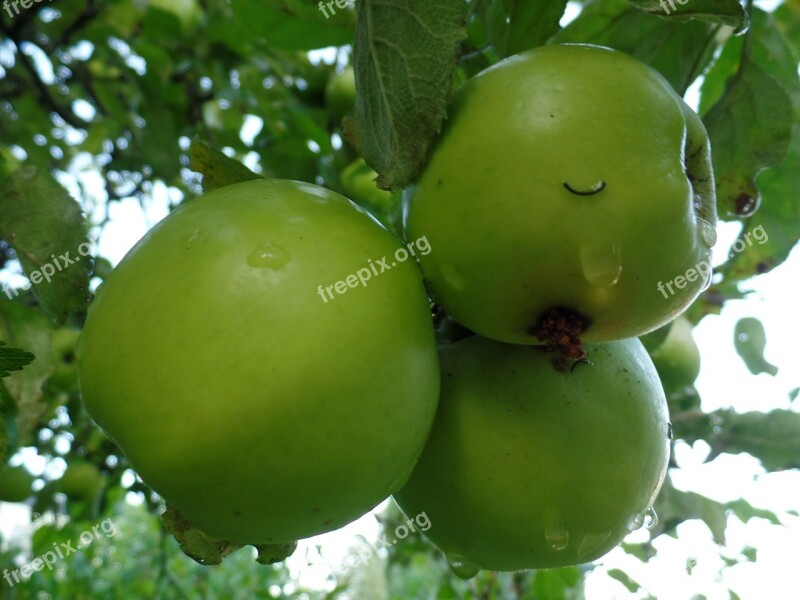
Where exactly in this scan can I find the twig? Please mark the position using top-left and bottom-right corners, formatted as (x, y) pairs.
(0, 20), (89, 129)
(50, 0), (99, 50)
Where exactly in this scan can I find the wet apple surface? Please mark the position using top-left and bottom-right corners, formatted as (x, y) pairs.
(405, 44), (717, 346)
(78, 179), (440, 546)
(394, 336), (670, 571)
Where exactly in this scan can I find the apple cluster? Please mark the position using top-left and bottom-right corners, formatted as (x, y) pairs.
(393, 44), (717, 572)
(77, 44), (716, 574)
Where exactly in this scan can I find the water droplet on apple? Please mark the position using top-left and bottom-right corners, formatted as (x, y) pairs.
(544, 514), (570, 550)
(627, 506), (658, 533)
(732, 192), (760, 218)
(247, 242), (290, 269)
(440, 262), (466, 291)
(447, 554), (479, 579)
(579, 241), (622, 287)
(627, 511), (645, 532)
(643, 506), (658, 529)
(701, 264), (714, 291)
(185, 228), (200, 248)
(697, 218), (717, 248)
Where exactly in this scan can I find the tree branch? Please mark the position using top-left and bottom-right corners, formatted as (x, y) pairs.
(51, 0), (99, 50)
(0, 19), (89, 130)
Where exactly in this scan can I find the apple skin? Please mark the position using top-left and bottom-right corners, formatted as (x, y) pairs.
(326, 67), (356, 123)
(340, 157), (403, 233)
(404, 44), (717, 344)
(77, 179), (439, 546)
(394, 336), (670, 571)
(647, 316), (701, 391)
(48, 327), (81, 392)
(55, 460), (105, 501)
(341, 158), (394, 213)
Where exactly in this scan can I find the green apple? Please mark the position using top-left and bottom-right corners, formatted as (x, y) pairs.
(341, 158), (394, 213)
(326, 67), (356, 123)
(0, 465), (36, 503)
(55, 459), (105, 501)
(78, 179), (439, 548)
(647, 316), (701, 391)
(394, 336), (670, 571)
(48, 327), (80, 392)
(340, 157), (403, 233)
(404, 44), (717, 347)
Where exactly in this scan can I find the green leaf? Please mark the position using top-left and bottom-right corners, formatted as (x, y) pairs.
(743, 10), (800, 114)
(0, 417), (5, 464)
(189, 139), (264, 193)
(697, 31), (742, 117)
(704, 62), (793, 220)
(532, 566), (583, 598)
(607, 568), (641, 593)
(0, 151), (8, 182)
(725, 131), (800, 279)
(137, 110), (180, 182)
(0, 341), (35, 378)
(652, 477), (728, 543)
(0, 301), (53, 445)
(343, 0), (467, 190)
(774, 1), (800, 56)
(231, 0), (356, 51)
(0, 167), (91, 324)
(725, 499), (780, 525)
(703, 12), (800, 278)
(740, 546), (757, 562)
(627, 0), (747, 32)
(733, 317), (778, 376)
(0, 382), (16, 464)
(553, 0), (719, 94)
(621, 542), (654, 561)
(715, 409), (800, 471)
(484, 0), (569, 58)
(702, 10), (799, 220)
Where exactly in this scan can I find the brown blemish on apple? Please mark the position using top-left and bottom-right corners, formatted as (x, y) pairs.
(528, 306), (591, 368)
